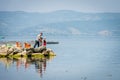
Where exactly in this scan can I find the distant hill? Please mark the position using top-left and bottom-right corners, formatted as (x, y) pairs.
(0, 10), (120, 37)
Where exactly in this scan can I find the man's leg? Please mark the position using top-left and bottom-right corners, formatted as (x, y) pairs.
(37, 41), (39, 47)
(34, 40), (37, 48)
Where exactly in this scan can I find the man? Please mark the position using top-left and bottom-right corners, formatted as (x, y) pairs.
(34, 32), (43, 48)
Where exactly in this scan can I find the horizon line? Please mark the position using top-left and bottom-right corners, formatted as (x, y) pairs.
(0, 10), (120, 13)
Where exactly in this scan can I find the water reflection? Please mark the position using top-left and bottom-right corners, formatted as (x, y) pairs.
(27, 57), (48, 77)
(0, 56), (55, 77)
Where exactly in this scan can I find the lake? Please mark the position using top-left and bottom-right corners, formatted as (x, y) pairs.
(0, 36), (120, 80)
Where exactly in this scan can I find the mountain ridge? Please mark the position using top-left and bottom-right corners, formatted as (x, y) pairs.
(0, 10), (120, 37)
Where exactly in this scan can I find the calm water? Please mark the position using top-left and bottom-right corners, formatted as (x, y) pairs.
(0, 36), (120, 80)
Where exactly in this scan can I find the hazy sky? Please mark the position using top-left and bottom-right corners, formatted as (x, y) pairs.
(0, 0), (120, 13)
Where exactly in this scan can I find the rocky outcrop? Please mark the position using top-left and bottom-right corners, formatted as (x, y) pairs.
(0, 45), (55, 57)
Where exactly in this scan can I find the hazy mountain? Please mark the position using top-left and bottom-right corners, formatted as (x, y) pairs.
(0, 10), (120, 37)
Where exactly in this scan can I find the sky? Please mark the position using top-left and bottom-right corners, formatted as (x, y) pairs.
(0, 0), (120, 13)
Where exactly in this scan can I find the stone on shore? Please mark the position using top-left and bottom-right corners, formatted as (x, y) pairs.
(0, 44), (56, 57)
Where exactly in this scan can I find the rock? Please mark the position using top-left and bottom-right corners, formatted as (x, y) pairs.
(0, 43), (55, 57)
(33, 46), (46, 53)
(7, 47), (14, 54)
(13, 48), (22, 55)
